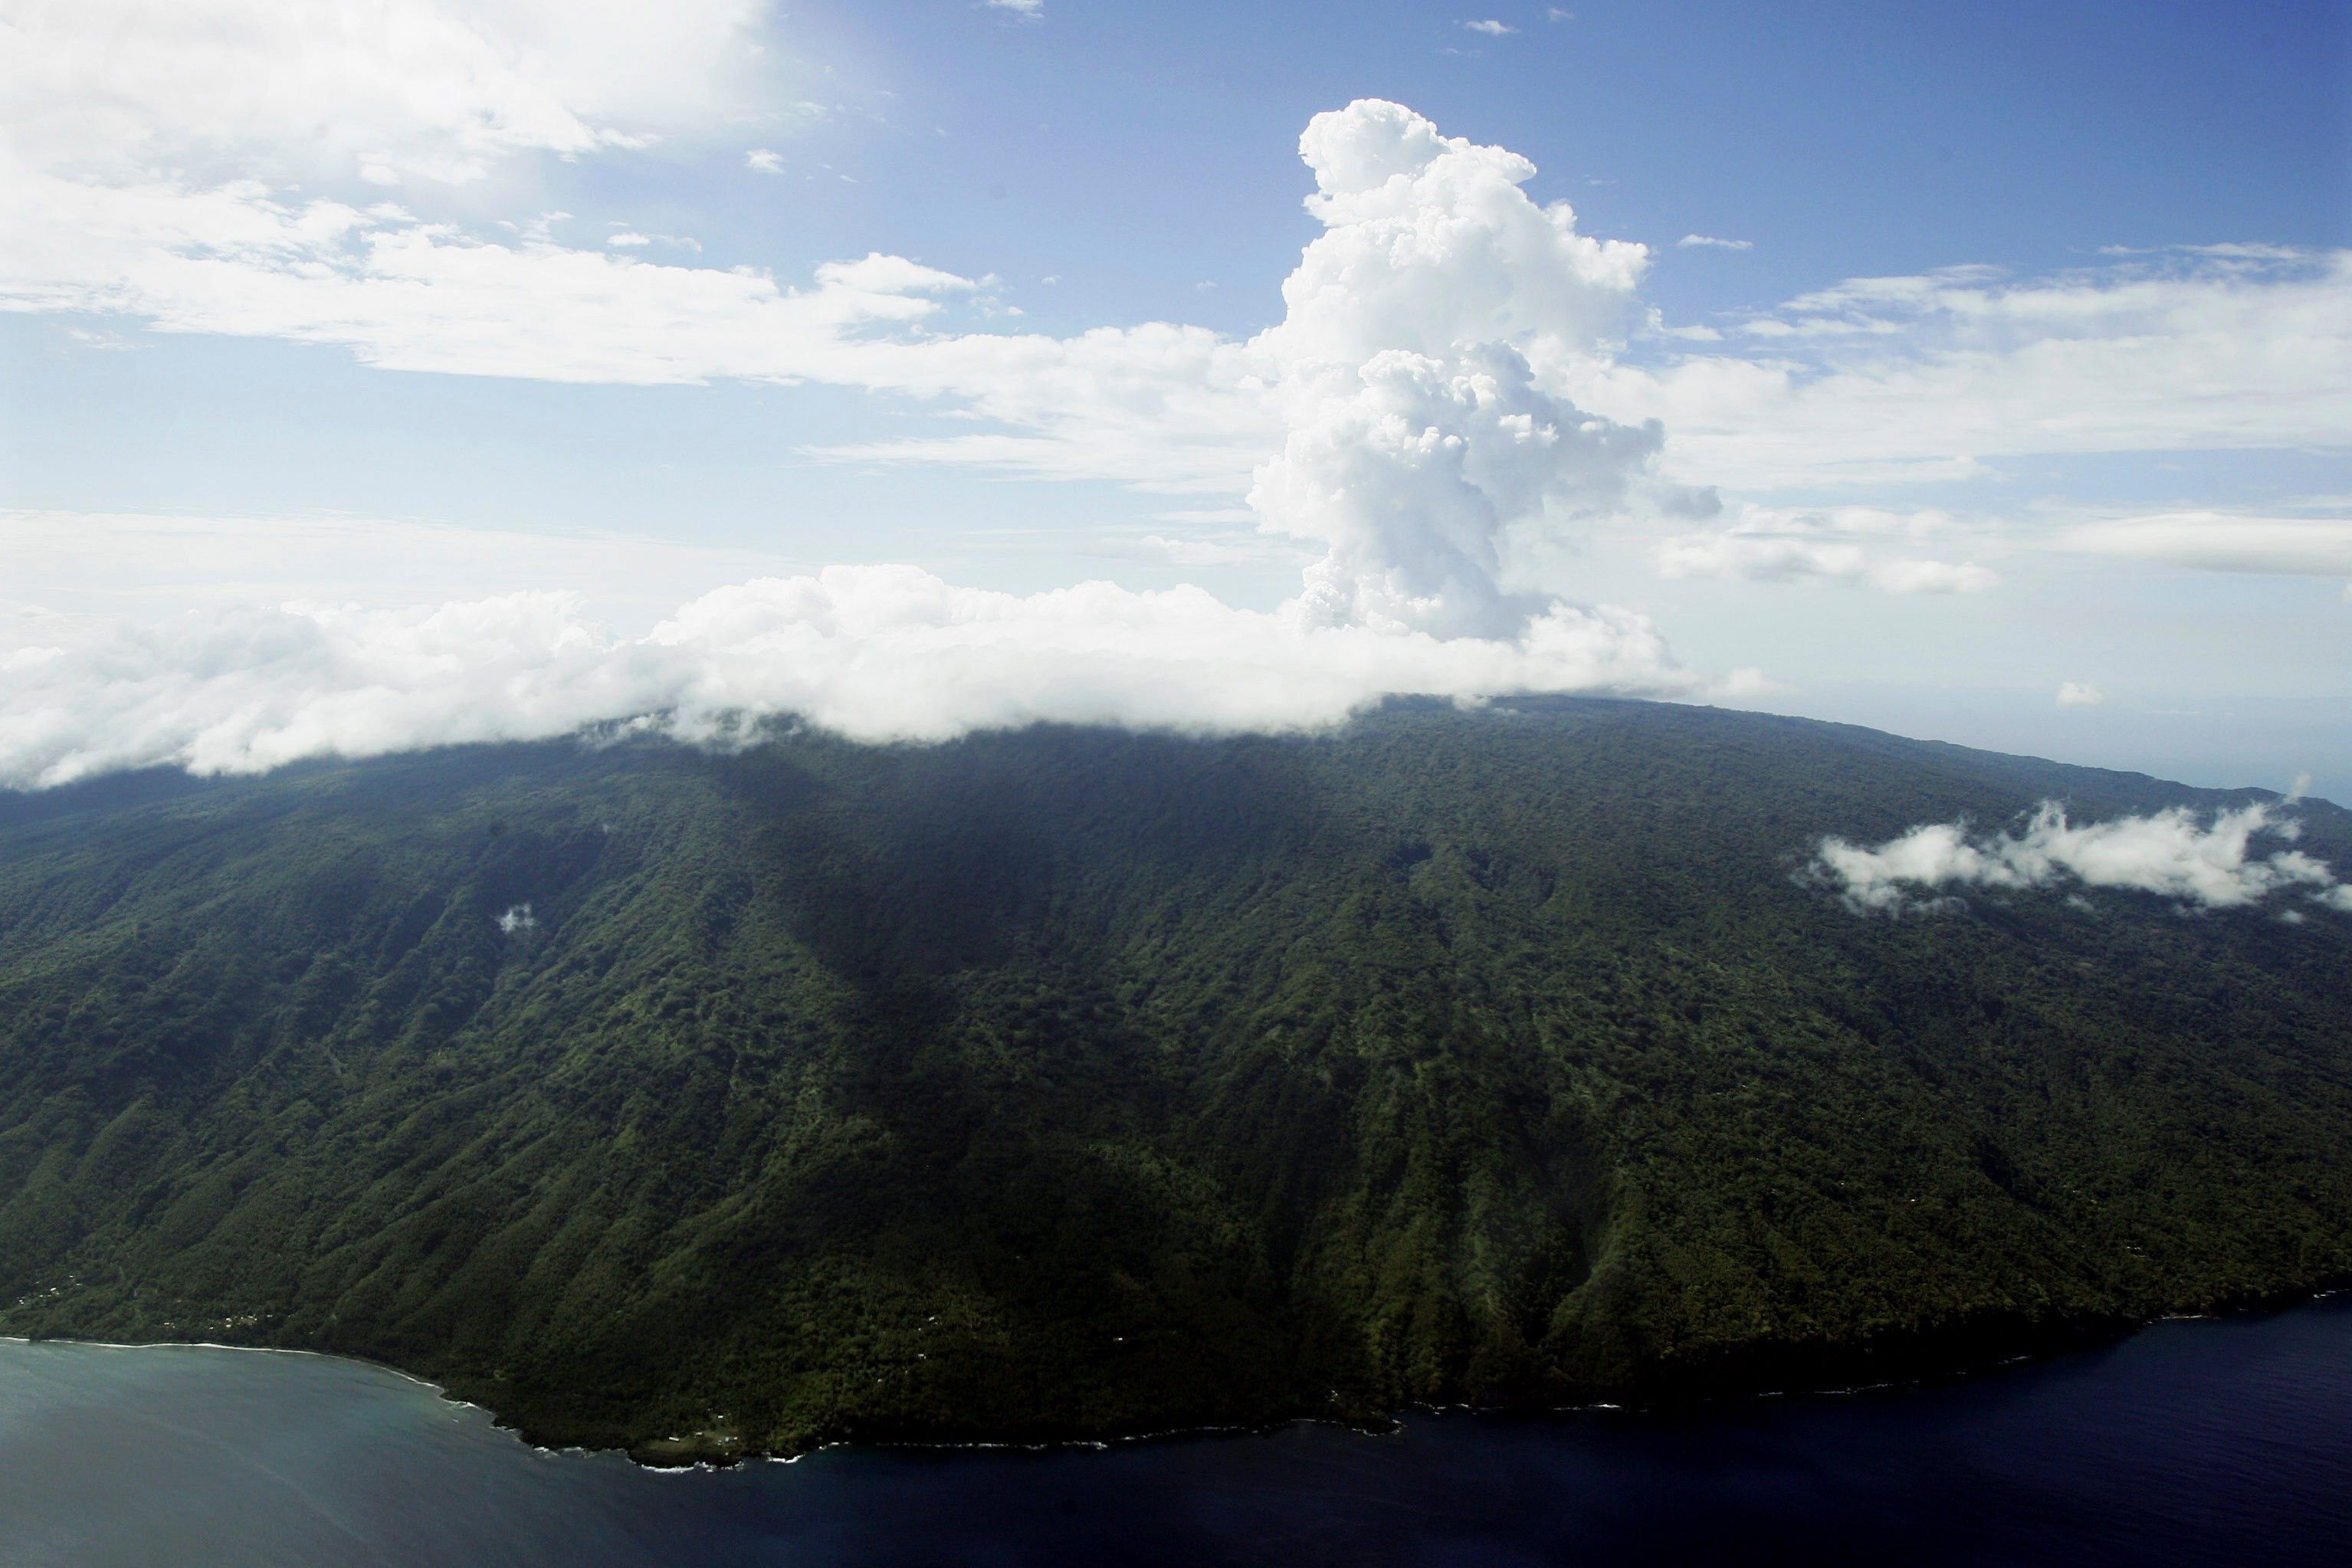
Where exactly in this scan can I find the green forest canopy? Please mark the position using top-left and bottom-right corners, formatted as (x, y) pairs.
(0, 697), (2347, 1461)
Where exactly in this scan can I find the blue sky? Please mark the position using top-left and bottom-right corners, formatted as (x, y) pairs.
(2, 0), (2347, 792)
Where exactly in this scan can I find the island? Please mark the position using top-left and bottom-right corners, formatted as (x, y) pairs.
(2, 697), (2347, 1463)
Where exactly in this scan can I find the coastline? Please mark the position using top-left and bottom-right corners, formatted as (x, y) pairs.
(15, 1279), (2346, 1471)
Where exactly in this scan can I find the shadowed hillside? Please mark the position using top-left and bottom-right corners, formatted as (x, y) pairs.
(2, 697), (2348, 1460)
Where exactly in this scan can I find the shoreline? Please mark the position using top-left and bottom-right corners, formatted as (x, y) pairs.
(13, 1284), (2346, 1472)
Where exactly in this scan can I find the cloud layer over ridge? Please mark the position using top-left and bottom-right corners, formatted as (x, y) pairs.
(0, 571), (1683, 789)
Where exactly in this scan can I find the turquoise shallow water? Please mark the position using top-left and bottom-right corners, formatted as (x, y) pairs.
(2, 1297), (2348, 1566)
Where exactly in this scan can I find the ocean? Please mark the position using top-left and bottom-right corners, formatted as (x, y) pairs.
(2, 1297), (2347, 1566)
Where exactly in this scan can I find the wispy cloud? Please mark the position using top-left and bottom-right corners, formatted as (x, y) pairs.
(1677, 234), (1752, 251)
(2061, 513), (2352, 578)
(1462, 19), (1518, 36)
(744, 148), (785, 173)
(1655, 506), (1996, 594)
(1, 0), (768, 185)
(1589, 251), (2352, 488)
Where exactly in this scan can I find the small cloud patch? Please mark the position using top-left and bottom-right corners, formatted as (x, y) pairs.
(497, 903), (538, 935)
(1810, 802), (2350, 916)
(606, 231), (701, 252)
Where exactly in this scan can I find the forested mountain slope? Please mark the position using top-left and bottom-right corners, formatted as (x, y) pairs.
(1, 698), (2347, 1461)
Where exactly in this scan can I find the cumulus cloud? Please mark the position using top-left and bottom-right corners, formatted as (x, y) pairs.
(1812, 801), (2350, 915)
(832, 100), (1679, 635)
(1654, 505), (1996, 593)
(2056, 681), (2106, 708)
(0, 571), (1687, 789)
(1234, 102), (1680, 637)
(1256, 343), (1668, 635)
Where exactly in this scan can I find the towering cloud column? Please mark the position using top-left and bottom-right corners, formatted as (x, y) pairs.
(1248, 100), (1690, 639)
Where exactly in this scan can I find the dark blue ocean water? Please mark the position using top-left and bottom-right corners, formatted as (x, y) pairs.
(2, 1298), (2347, 1566)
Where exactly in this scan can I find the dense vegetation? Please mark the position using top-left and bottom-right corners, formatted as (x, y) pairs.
(1, 698), (2347, 1461)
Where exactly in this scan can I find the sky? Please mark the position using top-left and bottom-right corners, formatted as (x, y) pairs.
(2, 0), (2348, 795)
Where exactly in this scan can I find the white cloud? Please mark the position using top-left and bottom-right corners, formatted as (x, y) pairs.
(11, 48), (2347, 786)
(0, 508), (804, 629)
(1584, 251), (2352, 489)
(1814, 801), (2350, 914)
(0, 571), (1686, 789)
(2062, 512), (2352, 578)
(2, 95), (1702, 779)
(605, 231), (701, 251)
(1462, 20), (1518, 35)
(1865, 558), (1998, 593)
(745, 148), (785, 173)
(1140, 533), (1302, 567)
(825, 100), (1677, 637)
(1655, 504), (1996, 593)
(1254, 343), (1671, 636)
(1236, 102), (1675, 637)
(2056, 681), (2107, 708)
(986, 0), (1043, 15)
(13, 60), (2341, 554)
(1, 175), (990, 384)
(1713, 666), (1794, 699)
(1, 0), (768, 187)
(4, 96), (1669, 583)
(1676, 235), (1751, 251)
